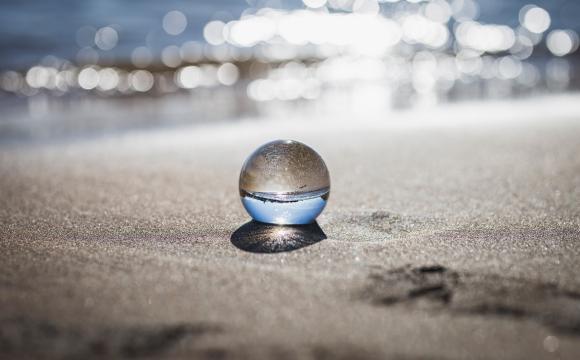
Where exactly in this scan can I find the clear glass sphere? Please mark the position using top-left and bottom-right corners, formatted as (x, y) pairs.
(239, 140), (330, 225)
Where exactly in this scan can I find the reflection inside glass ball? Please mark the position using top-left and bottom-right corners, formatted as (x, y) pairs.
(239, 139), (330, 225)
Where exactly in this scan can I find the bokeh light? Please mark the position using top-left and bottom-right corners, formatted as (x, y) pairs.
(0, 0), (577, 114)
(547, 30), (579, 57)
(520, 5), (551, 34)
(163, 10), (187, 35)
(94, 26), (118, 51)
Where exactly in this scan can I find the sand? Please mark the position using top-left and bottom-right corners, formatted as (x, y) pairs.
(1, 95), (580, 359)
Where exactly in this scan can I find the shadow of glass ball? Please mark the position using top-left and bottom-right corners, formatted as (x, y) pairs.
(230, 221), (326, 253)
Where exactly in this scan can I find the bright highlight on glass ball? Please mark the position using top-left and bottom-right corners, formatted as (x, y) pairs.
(239, 140), (330, 225)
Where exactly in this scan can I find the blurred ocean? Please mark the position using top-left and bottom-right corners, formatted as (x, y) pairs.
(1, 0), (579, 143)
(0, 0), (579, 70)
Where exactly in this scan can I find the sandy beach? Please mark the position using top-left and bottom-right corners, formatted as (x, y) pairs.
(1, 95), (580, 359)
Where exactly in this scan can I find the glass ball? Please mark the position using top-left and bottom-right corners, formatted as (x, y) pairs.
(239, 140), (330, 225)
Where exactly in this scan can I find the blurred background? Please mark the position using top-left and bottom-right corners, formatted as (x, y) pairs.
(0, 0), (579, 142)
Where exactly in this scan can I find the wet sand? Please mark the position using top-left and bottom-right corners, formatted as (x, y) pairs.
(1, 95), (580, 359)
